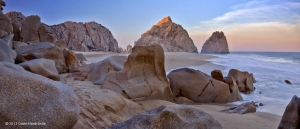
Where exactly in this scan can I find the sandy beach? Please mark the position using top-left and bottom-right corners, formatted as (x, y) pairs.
(67, 51), (282, 129)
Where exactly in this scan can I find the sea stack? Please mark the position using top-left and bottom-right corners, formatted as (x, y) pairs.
(201, 31), (230, 53)
(135, 16), (198, 53)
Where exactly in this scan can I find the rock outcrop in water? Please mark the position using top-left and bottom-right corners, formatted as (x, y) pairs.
(201, 31), (230, 53)
(135, 16), (198, 53)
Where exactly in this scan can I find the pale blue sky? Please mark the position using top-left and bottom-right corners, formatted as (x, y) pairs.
(3, 0), (300, 51)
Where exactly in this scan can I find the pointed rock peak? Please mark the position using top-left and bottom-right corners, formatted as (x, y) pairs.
(156, 16), (172, 25)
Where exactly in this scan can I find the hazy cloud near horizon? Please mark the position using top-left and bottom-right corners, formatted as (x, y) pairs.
(190, 0), (300, 52)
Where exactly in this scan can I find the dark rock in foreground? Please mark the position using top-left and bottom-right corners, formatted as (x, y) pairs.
(0, 62), (79, 129)
(109, 105), (222, 129)
(278, 95), (300, 129)
(102, 44), (173, 101)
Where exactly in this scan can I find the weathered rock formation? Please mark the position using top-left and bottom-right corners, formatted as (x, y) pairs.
(0, 1), (13, 38)
(19, 58), (60, 81)
(0, 38), (16, 63)
(5, 11), (25, 41)
(0, 62), (79, 129)
(6, 11), (120, 53)
(102, 44), (173, 101)
(62, 49), (80, 73)
(201, 31), (230, 53)
(222, 102), (256, 114)
(15, 42), (67, 73)
(227, 69), (256, 93)
(49, 21), (120, 52)
(278, 95), (300, 129)
(109, 105), (222, 129)
(135, 16), (198, 53)
(168, 68), (242, 103)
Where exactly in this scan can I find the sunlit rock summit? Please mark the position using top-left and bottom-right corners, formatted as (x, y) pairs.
(135, 16), (198, 53)
(201, 31), (230, 53)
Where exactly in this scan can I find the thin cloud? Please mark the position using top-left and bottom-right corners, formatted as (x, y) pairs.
(192, 0), (300, 32)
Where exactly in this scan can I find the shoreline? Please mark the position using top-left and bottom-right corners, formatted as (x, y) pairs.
(72, 51), (282, 129)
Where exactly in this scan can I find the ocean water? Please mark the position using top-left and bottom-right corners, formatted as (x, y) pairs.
(208, 52), (300, 116)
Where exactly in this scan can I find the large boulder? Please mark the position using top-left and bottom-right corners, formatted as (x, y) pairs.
(12, 41), (28, 49)
(54, 39), (68, 50)
(75, 53), (87, 61)
(211, 69), (225, 82)
(168, 68), (242, 103)
(86, 56), (126, 85)
(62, 49), (80, 73)
(1, 34), (13, 48)
(201, 31), (230, 53)
(20, 15), (41, 43)
(135, 16), (198, 53)
(0, 0), (13, 38)
(0, 62), (79, 129)
(109, 105), (222, 129)
(15, 42), (67, 73)
(102, 44), (173, 101)
(19, 58), (60, 81)
(5, 11), (26, 41)
(38, 24), (56, 43)
(278, 95), (300, 129)
(227, 69), (256, 93)
(0, 39), (16, 63)
(49, 21), (119, 52)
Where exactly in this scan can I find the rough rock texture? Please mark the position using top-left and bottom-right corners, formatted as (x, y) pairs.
(211, 69), (225, 82)
(2, 34), (13, 48)
(222, 102), (256, 114)
(75, 53), (87, 61)
(71, 56), (127, 85)
(5, 11), (26, 41)
(135, 16), (198, 53)
(13, 41), (27, 49)
(168, 68), (242, 103)
(38, 24), (56, 43)
(19, 58), (60, 81)
(61, 77), (144, 129)
(54, 39), (68, 50)
(20, 15), (41, 43)
(0, 62), (79, 129)
(0, 1), (13, 38)
(62, 49), (80, 73)
(278, 95), (300, 129)
(15, 42), (67, 73)
(201, 31), (229, 53)
(0, 39), (16, 63)
(102, 44), (173, 101)
(49, 21), (119, 52)
(109, 105), (222, 129)
(87, 56), (126, 85)
(227, 69), (256, 93)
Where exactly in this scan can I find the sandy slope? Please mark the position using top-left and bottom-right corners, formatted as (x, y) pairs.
(69, 52), (281, 129)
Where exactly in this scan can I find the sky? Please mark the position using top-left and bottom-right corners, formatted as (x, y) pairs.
(3, 0), (300, 52)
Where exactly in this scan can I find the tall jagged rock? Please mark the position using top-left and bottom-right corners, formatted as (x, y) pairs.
(49, 21), (119, 52)
(135, 16), (198, 53)
(201, 31), (230, 53)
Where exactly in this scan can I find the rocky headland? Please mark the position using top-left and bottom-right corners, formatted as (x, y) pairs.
(135, 16), (198, 53)
(201, 31), (230, 53)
